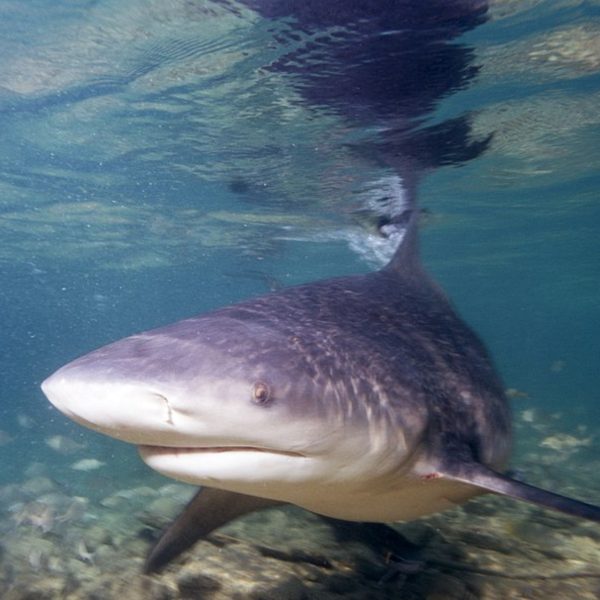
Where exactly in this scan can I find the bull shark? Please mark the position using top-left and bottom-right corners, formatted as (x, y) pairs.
(40, 0), (599, 575)
(42, 201), (600, 573)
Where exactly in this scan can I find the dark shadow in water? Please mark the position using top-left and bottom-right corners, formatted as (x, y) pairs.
(322, 518), (483, 597)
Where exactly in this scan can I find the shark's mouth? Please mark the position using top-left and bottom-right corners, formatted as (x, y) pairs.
(137, 444), (308, 485)
(139, 445), (305, 458)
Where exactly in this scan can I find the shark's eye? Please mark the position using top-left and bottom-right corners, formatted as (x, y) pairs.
(252, 381), (271, 405)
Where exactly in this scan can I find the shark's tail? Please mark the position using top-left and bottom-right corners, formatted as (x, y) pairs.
(443, 462), (600, 522)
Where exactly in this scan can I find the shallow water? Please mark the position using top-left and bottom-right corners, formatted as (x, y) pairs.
(0, 1), (599, 598)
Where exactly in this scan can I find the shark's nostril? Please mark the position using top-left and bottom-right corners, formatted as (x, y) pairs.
(156, 393), (174, 425)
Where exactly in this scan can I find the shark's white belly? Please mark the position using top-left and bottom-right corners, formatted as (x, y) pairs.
(291, 477), (482, 522)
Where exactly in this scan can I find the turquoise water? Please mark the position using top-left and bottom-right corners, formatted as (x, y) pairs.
(0, 1), (599, 598)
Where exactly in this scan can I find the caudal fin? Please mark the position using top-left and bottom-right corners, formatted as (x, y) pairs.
(444, 462), (600, 522)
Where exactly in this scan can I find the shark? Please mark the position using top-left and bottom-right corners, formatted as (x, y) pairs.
(40, 0), (599, 576)
(41, 202), (600, 573)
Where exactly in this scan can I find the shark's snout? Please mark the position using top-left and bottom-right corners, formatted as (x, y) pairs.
(42, 367), (177, 445)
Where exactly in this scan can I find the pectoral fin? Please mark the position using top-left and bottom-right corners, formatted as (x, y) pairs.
(443, 462), (600, 522)
(144, 487), (283, 573)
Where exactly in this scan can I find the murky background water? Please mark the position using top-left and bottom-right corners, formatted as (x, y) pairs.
(0, 1), (599, 598)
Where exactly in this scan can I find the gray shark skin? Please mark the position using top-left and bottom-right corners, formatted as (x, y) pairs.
(42, 207), (600, 573)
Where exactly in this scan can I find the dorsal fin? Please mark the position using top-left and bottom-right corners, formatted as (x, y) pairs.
(383, 208), (422, 276)
(379, 173), (428, 281)
(443, 462), (600, 522)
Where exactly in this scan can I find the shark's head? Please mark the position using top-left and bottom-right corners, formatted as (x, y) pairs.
(42, 307), (425, 513)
